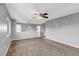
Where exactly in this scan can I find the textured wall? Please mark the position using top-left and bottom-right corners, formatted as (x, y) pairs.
(45, 12), (79, 48)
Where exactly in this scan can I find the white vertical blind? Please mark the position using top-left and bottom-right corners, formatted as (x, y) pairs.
(37, 26), (40, 32)
(37, 26), (40, 36)
(16, 24), (21, 32)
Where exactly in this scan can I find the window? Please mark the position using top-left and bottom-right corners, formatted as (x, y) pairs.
(16, 24), (21, 32)
(37, 26), (40, 32)
(7, 17), (11, 38)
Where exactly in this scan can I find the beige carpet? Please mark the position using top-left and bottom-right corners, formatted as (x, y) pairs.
(6, 37), (79, 56)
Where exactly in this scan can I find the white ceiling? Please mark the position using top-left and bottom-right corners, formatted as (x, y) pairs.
(5, 3), (79, 24)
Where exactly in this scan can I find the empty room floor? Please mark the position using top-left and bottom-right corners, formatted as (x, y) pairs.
(6, 37), (79, 56)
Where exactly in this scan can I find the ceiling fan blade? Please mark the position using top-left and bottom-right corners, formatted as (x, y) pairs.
(43, 16), (48, 18)
(43, 13), (48, 15)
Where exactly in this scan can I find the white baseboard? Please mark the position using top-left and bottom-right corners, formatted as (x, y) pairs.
(4, 40), (12, 56)
(45, 37), (79, 49)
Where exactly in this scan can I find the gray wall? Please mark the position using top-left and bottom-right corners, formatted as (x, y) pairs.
(45, 12), (79, 48)
(0, 4), (12, 55)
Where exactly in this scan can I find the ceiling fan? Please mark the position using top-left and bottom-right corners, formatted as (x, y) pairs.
(33, 11), (48, 20)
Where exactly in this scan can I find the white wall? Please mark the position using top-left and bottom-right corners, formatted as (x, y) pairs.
(45, 13), (79, 48)
(0, 4), (12, 55)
